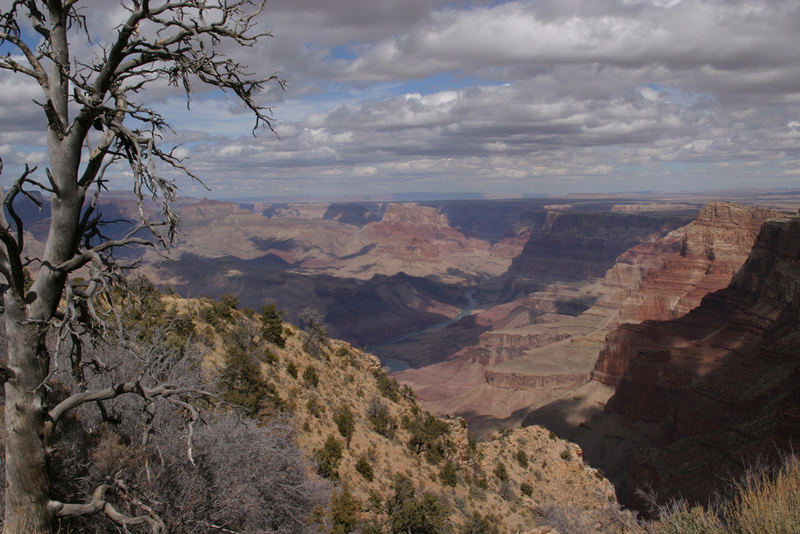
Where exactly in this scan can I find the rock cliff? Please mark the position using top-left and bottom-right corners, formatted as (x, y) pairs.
(586, 215), (800, 509)
(402, 203), (785, 436)
(593, 202), (785, 385)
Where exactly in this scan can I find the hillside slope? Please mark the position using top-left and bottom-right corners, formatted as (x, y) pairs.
(190, 295), (627, 533)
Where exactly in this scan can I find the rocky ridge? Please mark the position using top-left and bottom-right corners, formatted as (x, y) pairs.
(573, 215), (800, 510)
(155, 199), (525, 283)
(176, 294), (627, 533)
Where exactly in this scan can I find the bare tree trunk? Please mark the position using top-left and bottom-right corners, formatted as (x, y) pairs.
(3, 295), (50, 533)
(0, 1), (281, 530)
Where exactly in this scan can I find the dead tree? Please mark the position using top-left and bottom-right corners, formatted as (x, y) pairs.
(0, 1), (283, 531)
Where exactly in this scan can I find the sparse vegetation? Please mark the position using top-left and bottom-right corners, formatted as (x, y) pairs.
(440, 460), (458, 487)
(493, 461), (509, 482)
(333, 403), (356, 447)
(386, 474), (450, 534)
(304, 364), (320, 387)
(315, 435), (344, 479)
(261, 301), (287, 347)
(461, 511), (500, 534)
(374, 368), (402, 401)
(330, 488), (361, 534)
(286, 361), (298, 378)
(355, 455), (375, 482)
(368, 398), (397, 438)
(306, 396), (325, 418)
(515, 449), (529, 469)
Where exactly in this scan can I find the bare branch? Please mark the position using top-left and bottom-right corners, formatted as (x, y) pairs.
(55, 228), (154, 274)
(169, 397), (199, 466)
(0, 159), (36, 294)
(49, 483), (166, 534)
(49, 379), (212, 425)
(0, 5), (50, 85)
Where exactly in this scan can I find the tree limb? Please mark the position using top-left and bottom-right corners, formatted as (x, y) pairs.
(48, 483), (166, 534)
(44, 379), (215, 448)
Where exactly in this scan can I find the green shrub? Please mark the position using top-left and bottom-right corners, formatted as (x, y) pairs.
(402, 411), (451, 461)
(439, 460), (458, 487)
(367, 398), (396, 439)
(385, 478), (448, 534)
(515, 449), (529, 469)
(286, 361), (298, 378)
(198, 293), (239, 327)
(263, 348), (278, 366)
(520, 482), (533, 497)
(389, 492), (448, 534)
(219, 346), (282, 415)
(306, 396), (324, 418)
(330, 489), (360, 534)
(401, 383), (416, 401)
(303, 365), (320, 387)
(333, 403), (356, 447)
(361, 519), (383, 534)
(374, 369), (401, 402)
(560, 447), (573, 461)
(260, 301), (286, 347)
(493, 462), (508, 482)
(461, 511), (499, 534)
(315, 435), (343, 479)
(355, 455), (374, 482)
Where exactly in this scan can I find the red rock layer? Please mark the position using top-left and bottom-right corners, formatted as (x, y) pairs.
(594, 202), (785, 385)
(601, 216), (800, 508)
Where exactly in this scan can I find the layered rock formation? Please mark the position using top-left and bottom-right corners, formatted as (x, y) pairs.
(593, 202), (785, 385)
(394, 210), (695, 427)
(577, 215), (800, 509)
(141, 200), (532, 346)
(599, 202), (785, 327)
(401, 203), (785, 433)
(148, 199), (528, 284)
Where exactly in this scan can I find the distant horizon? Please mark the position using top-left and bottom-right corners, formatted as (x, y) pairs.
(205, 187), (800, 206)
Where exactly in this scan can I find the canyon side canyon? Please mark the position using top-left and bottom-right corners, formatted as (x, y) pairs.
(16, 191), (800, 511)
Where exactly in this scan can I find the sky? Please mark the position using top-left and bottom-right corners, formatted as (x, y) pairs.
(1, 0), (800, 201)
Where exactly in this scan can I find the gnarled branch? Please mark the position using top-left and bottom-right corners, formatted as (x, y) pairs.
(48, 483), (166, 534)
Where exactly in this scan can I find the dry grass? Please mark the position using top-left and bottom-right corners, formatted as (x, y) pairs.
(725, 454), (800, 534)
(647, 454), (800, 534)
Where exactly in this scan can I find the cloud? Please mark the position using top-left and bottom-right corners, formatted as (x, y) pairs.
(2, 0), (799, 198)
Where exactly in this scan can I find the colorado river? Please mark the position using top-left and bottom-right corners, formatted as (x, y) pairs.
(370, 288), (478, 371)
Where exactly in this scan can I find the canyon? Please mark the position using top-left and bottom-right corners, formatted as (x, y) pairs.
(16, 190), (800, 512)
(558, 215), (800, 510)
(396, 202), (785, 434)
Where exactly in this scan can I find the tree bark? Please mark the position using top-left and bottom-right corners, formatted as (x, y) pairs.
(3, 295), (50, 533)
